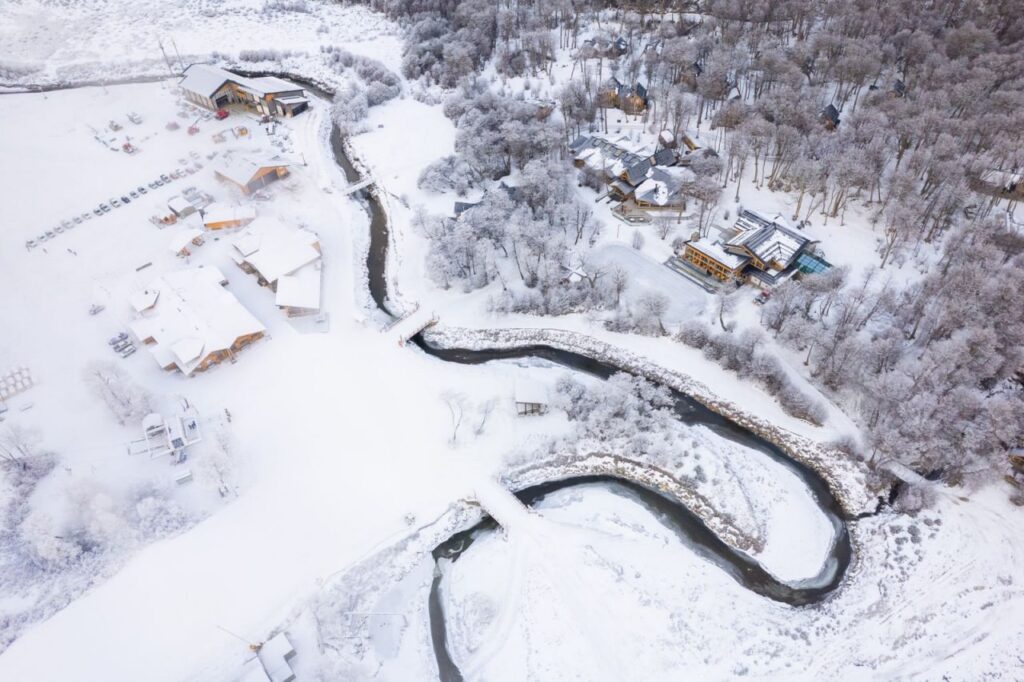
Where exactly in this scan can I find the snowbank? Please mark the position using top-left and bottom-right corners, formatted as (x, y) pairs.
(423, 325), (877, 516)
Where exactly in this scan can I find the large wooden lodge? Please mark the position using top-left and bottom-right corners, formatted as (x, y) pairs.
(680, 210), (830, 287)
(179, 64), (309, 118)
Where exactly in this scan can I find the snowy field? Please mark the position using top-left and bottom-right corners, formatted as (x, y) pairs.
(0, 80), (553, 679)
(1, 1), (1022, 680)
(0, 0), (402, 88)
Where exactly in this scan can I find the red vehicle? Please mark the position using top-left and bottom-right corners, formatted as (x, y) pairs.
(215, 108), (230, 120)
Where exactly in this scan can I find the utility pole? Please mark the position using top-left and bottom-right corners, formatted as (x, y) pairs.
(170, 38), (185, 73)
(157, 39), (175, 77)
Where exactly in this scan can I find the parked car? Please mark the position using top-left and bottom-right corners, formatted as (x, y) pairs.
(148, 181), (158, 189)
(160, 174), (171, 183)
(38, 233), (49, 242)
(55, 225), (64, 234)
(61, 219), (72, 229)
(89, 304), (105, 316)
(129, 190), (139, 199)
(215, 108), (230, 120)
(120, 195), (131, 204)
(81, 212), (92, 221)
(73, 215), (83, 224)
(138, 186), (147, 194)
(108, 332), (128, 346)
(45, 230), (55, 238)
(100, 203), (112, 212)
(113, 339), (131, 352)
(25, 239), (36, 249)
(93, 208), (103, 216)
(120, 346), (137, 358)
(110, 198), (121, 208)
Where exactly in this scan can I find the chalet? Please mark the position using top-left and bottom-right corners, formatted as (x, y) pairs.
(239, 632), (297, 682)
(168, 195), (197, 218)
(973, 168), (1024, 200)
(215, 158), (290, 195)
(453, 200), (481, 218)
(633, 166), (696, 211)
(569, 134), (679, 201)
(722, 211), (812, 286)
(202, 203), (257, 230)
(680, 237), (749, 282)
(598, 77), (649, 114)
(179, 64), (309, 118)
(231, 217), (322, 316)
(128, 266), (265, 375)
(169, 228), (204, 257)
(579, 36), (628, 60)
(821, 104), (841, 130)
(679, 210), (813, 286)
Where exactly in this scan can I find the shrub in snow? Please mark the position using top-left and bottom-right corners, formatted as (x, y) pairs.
(263, 0), (309, 13)
(776, 381), (828, 426)
(238, 48), (282, 63)
(331, 85), (369, 134)
(676, 320), (710, 349)
(631, 229), (645, 250)
(676, 321), (826, 425)
(19, 511), (83, 572)
(132, 494), (190, 538)
(418, 155), (478, 195)
(83, 361), (152, 426)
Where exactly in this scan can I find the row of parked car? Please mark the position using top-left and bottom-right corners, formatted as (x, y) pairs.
(26, 165), (202, 250)
(108, 332), (136, 359)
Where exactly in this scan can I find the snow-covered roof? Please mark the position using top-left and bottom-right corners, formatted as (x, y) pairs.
(179, 64), (304, 99)
(142, 413), (164, 433)
(572, 134), (655, 177)
(130, 288), (160, 313)
(275, 264), (321, 311)
(634, 167), (696, 206)
(687, 238), (749, 270)
(514, 381), (548, 405)
(169, 228), (203, 254)
(238, 658), (271, 682)
(168, 196), (194, 214)
(257, 633), (296, 682)
(128, 266), (264, 375)
(232, 217), (320, 285)
(215, 157), (289, 188)
(178, 65), (233, 99)
(726, 210), (808, 268)
(203, 203), (257, 227)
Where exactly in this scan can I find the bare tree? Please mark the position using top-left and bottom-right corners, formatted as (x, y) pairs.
(84, 361), (152, 425)
(442, 391), (467, 445)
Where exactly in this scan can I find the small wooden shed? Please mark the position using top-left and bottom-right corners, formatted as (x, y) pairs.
(514, 381), (548, 416)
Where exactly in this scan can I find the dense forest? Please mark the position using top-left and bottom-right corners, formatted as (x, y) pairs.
(350, 0), (1024, 490)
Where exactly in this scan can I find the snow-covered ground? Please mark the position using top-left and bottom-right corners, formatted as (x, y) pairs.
(0, 0), (402, 88)
(0, 80), (547, 679)
(1, 2), (1021, 680)
(435, 481), (1024, 681)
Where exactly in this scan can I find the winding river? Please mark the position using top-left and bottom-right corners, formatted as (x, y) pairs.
(4, 73), (856, 681)
(330, 118), (854, 678)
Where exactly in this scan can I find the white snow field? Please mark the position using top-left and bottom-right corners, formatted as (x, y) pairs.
(0, 2), (1021, 681)
(0, 80), (537, 679)
(436, 482), (1024, 681)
